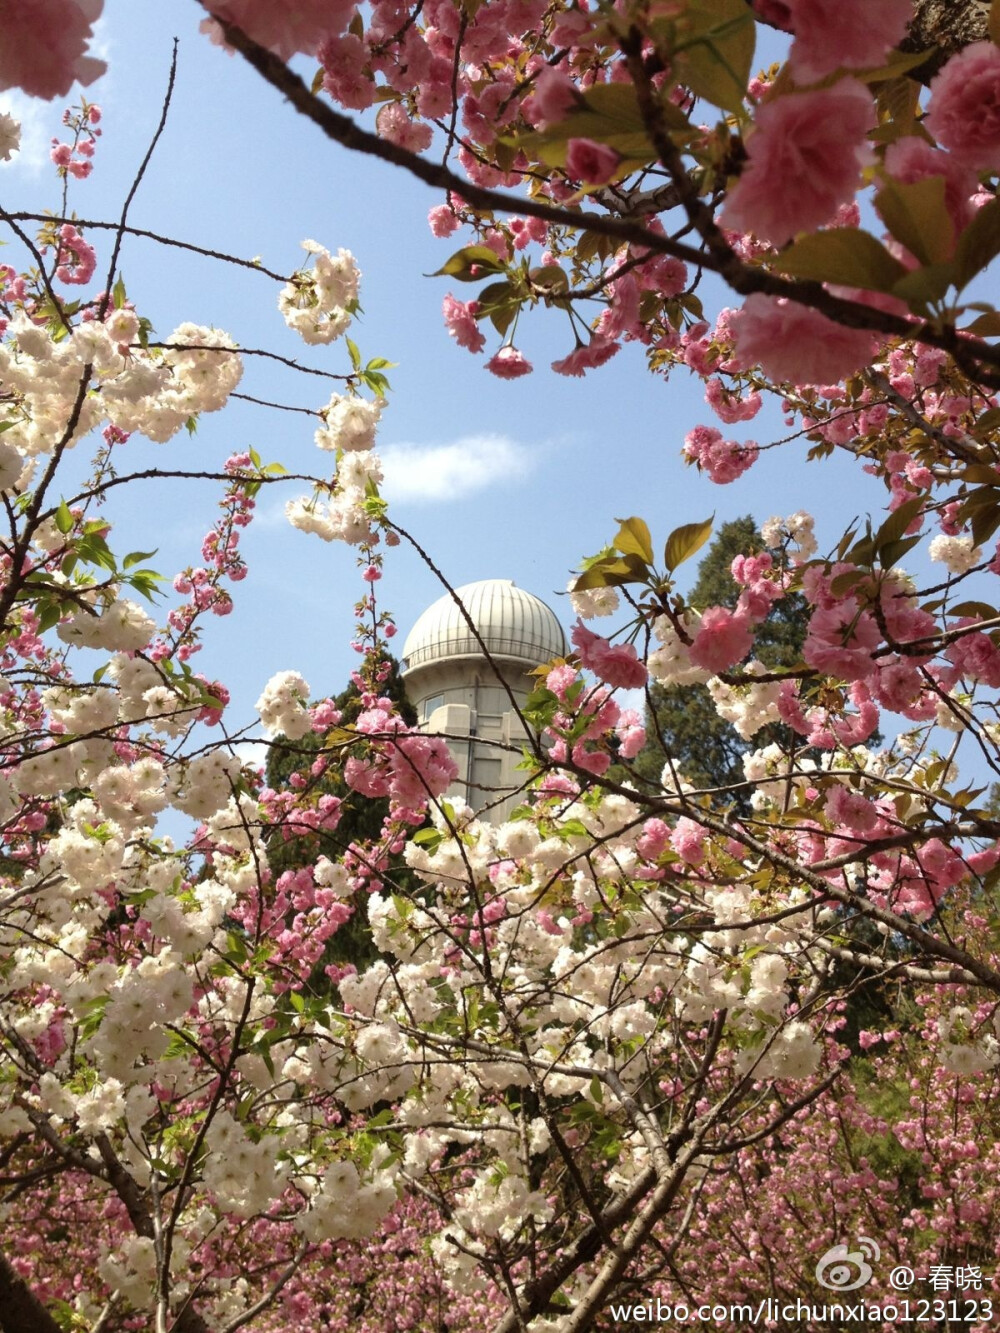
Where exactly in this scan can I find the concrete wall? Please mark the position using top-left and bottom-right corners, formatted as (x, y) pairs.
(404, 656), (541, 821)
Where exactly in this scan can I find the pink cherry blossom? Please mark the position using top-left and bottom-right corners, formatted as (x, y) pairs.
(442, 295), (486, 352)
(428, 205), (460, 238)
(565, 137), (621, 185)
(571, 621), (648, 689)
(551, 335), (620, 377)
(730, 295), (877, 387)
(546, 663), (579, 699)
(522, 65), (578, 129)
(682, 425), (759, 484)
(54, 224), (96, 286)
(705, 377), (762, 424)
(803, 601), (881, 681)
(319, 34), (375, 111)
(720, 79), (875, 246)
(824, 784), (878, 834)
(785, 0), (911, 83)
(670, 817), (707, 866)
(0, 0), (105, 101)
(750, 0), (792, 27)
(376, 102), (433, 152)
(485, 346), (533, 378)
(615, 709), (645, 759)
(925, 41), (1000, 171)
(688, 607), (753, 673)
(201, 0), (357, 60)
(636, 818), (670, 860)
(388, 733), (458, 807)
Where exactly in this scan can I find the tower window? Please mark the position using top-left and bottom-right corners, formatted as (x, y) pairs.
(421, 693), (444, 721)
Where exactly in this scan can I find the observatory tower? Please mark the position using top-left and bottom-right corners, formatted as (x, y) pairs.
(401, 579), (567, 820)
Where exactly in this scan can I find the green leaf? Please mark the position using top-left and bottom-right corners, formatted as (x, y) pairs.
(129, 570), (164, 601)
(879, 533), (922, 568)
(36, 601), (61, 634)
(515, 83), (670, 171)
(123, 549), (157, 569)
(613, 516), (654, 564)
(773, 228), (907, 294)
(667, 0), (756, 113)
(54, 500), (74, 535)
(855, 47), (936, 84)
(432, 245), (506, 282)
(872, 76), (921, 144)
(954, 197), (1000, 291)
(829, 569), (866, 597)
(836, 525), (859, 559)
(359, 370), (391, 396)
(875, 176), (954, 267)
(961, 464), (1000, 484)
(571, 553), (650, 590)
(77, 533), (117, 573)
(949, 600), (997, 619)
(971, 501), (1000, 548)
(873, 495), (923, 552)
(963, 310), (1000, 338)
(529, 266), (569, 297)
(346, 337), (361, 371)
(664, 516), (713, 572)
(891, 262), (955, 310)
(112, 274), (126, 309)
(476, 279), (518, 337)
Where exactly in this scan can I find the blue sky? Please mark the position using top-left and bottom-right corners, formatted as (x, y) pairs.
(0, 4), (876, 736)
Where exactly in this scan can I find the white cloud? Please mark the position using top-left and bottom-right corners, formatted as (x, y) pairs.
(380, 433), (535, 504)
(234, 741), (269, 771)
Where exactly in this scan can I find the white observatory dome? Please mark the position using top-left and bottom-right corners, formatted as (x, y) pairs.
(402, 579), (566, 673)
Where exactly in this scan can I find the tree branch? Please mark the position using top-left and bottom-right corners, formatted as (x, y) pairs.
(209, 7), (1000, 388)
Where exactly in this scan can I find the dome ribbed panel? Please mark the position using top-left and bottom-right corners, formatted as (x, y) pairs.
(402, 579), (566, 671)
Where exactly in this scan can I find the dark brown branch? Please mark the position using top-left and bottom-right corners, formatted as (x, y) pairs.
(209, 7), (1000, 388)
(4, 214), (290, 282)
(97, 42), (177, 322)
(0, 1248), (65, 1333)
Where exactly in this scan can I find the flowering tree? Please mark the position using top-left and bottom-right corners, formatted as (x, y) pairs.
(4, 1), (1000, 1331)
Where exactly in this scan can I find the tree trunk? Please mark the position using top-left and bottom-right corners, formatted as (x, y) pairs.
(0, 1249), (65, 1333)
(900, 0), (991, 80)
(747, 0), (991, 82)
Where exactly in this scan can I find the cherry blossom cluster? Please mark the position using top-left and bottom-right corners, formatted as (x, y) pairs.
(6, 5), (1000, 1328)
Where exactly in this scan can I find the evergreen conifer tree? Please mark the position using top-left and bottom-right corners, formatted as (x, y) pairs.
(265, 656), (418, 968)
(631, 517), (809, 806)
